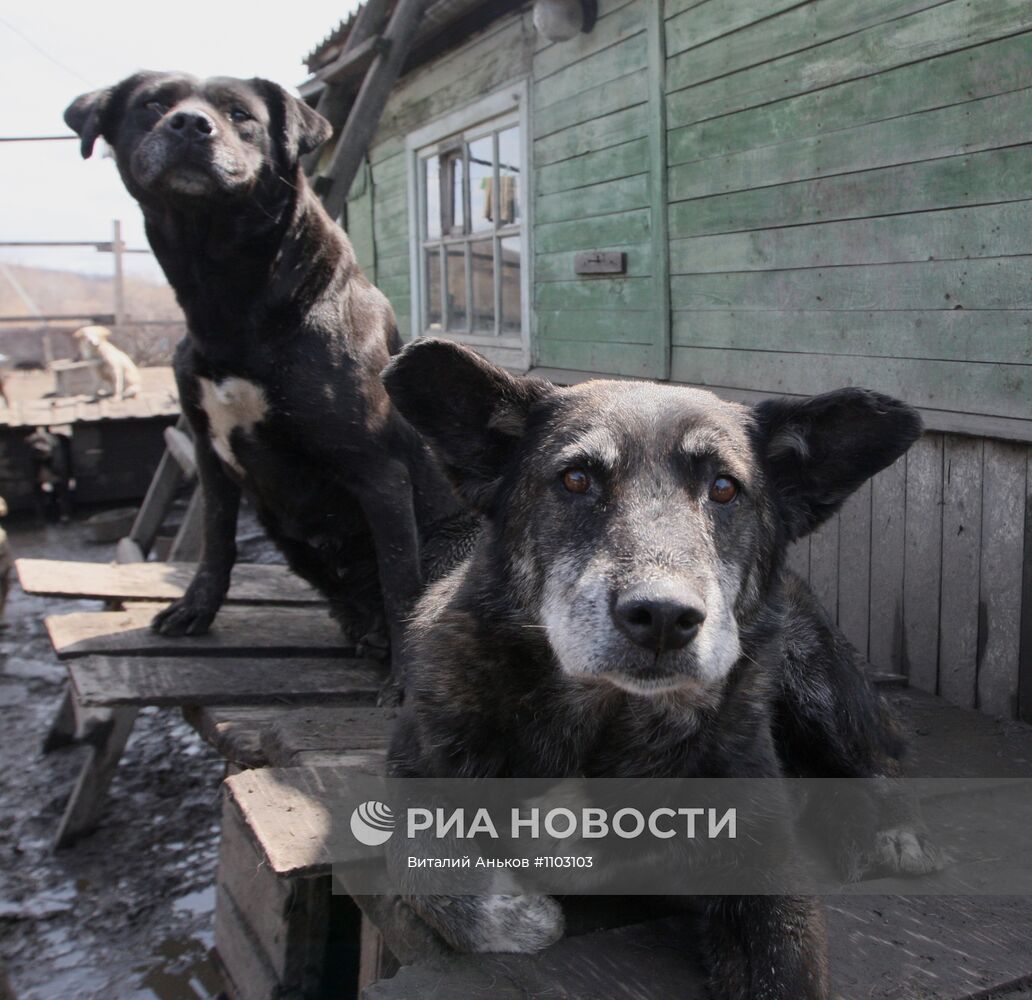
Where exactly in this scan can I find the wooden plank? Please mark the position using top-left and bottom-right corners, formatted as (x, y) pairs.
(163, 425), (197, 479)
(668, 348), (1032, 423)
(938, 436), (984, 709)
(668, 144), (1032, 239)
(534, 68), (648, 141)
(646, 0), (671, 380)
(534, 105), (649, 168)
(184, 705), (279, 768)
(666, 0), (944, 95)
(68, 656), (384, 708)
(535, 339), (656, 378)
(667, 28), (1032, 148)
(664, 0), (804, 58)
(16, 558), (323, 605)
(669, 201), (1032, 275)
(533, 0), (646, 82)
(666, 0), (1032, 123)
(537, 310), (653, 345)
(902, 434), (944, 693)
(977, 441), (1027, 718)
(536, 277), (656, 312)
(670, 258), (1032, 313)
(868, 455), (907, 674)
(536, 209), (651, 255)
(1022, 449), (1032, 724)
(808, 513), (839, 624)
(213, 884), (280, 1000)
(535, 173), (649, 225)
(670, 310), (1032, 367)
(537, 137), (649, 197)
(259, 705), (393, 766)
(533, 33), (647, 112)
(837, 480), (871, 660)
(669, 85), (1032, 199)
(46, 605), (350, 660)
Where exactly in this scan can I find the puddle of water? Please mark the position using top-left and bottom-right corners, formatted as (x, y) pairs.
(134, 934), (222, 1000)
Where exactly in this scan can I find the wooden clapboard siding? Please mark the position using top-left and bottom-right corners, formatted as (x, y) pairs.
(786, 432), (1031, 718)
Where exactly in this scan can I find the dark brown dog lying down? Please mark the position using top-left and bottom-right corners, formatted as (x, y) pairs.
(64, 72), (464, 698)
(381, 340), (940, 998)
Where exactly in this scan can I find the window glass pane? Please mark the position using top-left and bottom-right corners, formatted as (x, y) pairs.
(497, 126), (521, 227)
(499, 236), (521, 334)
(424, 247), (442, 331)
(468, 135), (494, 234)
(445, 245), (468, 330)
(423, 157), (440, 239)
(470, 239), (495, 332)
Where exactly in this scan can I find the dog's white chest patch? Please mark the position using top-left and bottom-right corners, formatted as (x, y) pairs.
(197, 376), (268, 476)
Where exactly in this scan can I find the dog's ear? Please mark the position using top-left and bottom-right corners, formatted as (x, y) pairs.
(258, 81), (332, 162)
(753, 388), (922, 542)
(383, 339), (553, 512)
(64, 87), (113, 159)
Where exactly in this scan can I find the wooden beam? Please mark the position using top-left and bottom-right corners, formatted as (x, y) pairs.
(321, 0), (429, 219)
(162, 425), (197, 480)
(16, 558), (323, 605)
(68, 655), (384, 707)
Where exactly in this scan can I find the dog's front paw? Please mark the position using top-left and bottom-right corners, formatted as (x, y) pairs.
(151, 577), (226, 636)
(839, 824), (947, 882)
(468, 895), (565, 954)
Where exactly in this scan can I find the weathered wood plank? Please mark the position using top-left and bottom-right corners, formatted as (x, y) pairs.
(670, 259), (1032, 313)
(664, 0), (804, 58)
(46, 605), (349, 660)
(536, 137), (650, 197)
(535, 173), (649, 225)
(536, 209), (651, 254)
(1022, 449), (1032, 724)
(260, 705), (393, 766)
(68, 656), (383, 708)
(667, 28), (1032, 148)
(184, 705), (279, 767)
(536, 276), (656, 312)
(669, 201), (1032, 276)
(902, 434), (944, 693)
(534, 69), (648, 141)
(670, 310), (1032, 367)
(668, 144), (1032, 238)
(537, 309), (653, 346)
(837, 481), (871, 660)
(533, 33), (647, 112)
(977, 441), (1027, 718)
(938, 437), (984, 709)
(667, 0), (1032, 124)
(669, 85), (1032, 199)
(536, 243), (653, 282)
(534, 105), (649, 168)
(15, 558), (322, 605)
(533, 0), (646, 81)
(668, 348), (1031, 423)
(868, 455), (907, 674)
(535, 339), (655, 378)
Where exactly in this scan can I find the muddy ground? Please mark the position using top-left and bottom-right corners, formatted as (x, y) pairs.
(0, 508), (279, 1000)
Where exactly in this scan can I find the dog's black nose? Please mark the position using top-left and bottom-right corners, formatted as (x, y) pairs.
(613, 582), (706, 652)
(167, 109), (216, 139)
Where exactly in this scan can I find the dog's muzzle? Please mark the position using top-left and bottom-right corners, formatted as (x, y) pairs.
(164, 107), (217, 144)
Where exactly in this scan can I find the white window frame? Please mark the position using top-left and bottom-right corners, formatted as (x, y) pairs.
(406, 80), (531, 370)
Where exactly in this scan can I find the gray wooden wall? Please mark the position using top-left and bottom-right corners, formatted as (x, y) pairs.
(785, 433), (1032, 719)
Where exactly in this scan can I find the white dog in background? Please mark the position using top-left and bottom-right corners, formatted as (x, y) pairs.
(74, 325), (142, 399)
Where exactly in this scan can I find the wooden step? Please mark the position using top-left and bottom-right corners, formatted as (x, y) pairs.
(16, 558), (323, 605)
(46, 605), (351, 659)
(68, 655), (384, 708)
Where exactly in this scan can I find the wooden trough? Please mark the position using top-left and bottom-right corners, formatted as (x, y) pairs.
(19, 556), (1032, 999)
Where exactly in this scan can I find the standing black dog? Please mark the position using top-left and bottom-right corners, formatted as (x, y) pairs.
(382, 340), (933, 997)
(64, 73), (460, 693)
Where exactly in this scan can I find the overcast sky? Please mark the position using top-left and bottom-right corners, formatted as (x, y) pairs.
(0, 1), (358, 288)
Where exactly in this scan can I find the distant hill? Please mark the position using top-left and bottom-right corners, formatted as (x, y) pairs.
(0, 264), (185, 366)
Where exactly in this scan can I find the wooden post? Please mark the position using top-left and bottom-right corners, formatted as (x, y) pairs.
(112, 219), (126, 331)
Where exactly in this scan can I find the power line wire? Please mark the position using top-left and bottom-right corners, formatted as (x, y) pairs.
(0, 13), (94, 87)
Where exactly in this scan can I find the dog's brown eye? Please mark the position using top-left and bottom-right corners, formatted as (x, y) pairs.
(709, 476), (738, 504)
(145, 101), (168, 115)
(562, 469), (591, 494)
(229, 107), (252, 122)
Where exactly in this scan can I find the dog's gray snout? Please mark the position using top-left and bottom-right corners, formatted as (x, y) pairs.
(612, 582), (706, 652)
(167, 108), (216, 139)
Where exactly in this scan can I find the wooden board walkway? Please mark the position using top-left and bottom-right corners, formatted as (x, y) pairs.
(17, 558), (324, 605)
